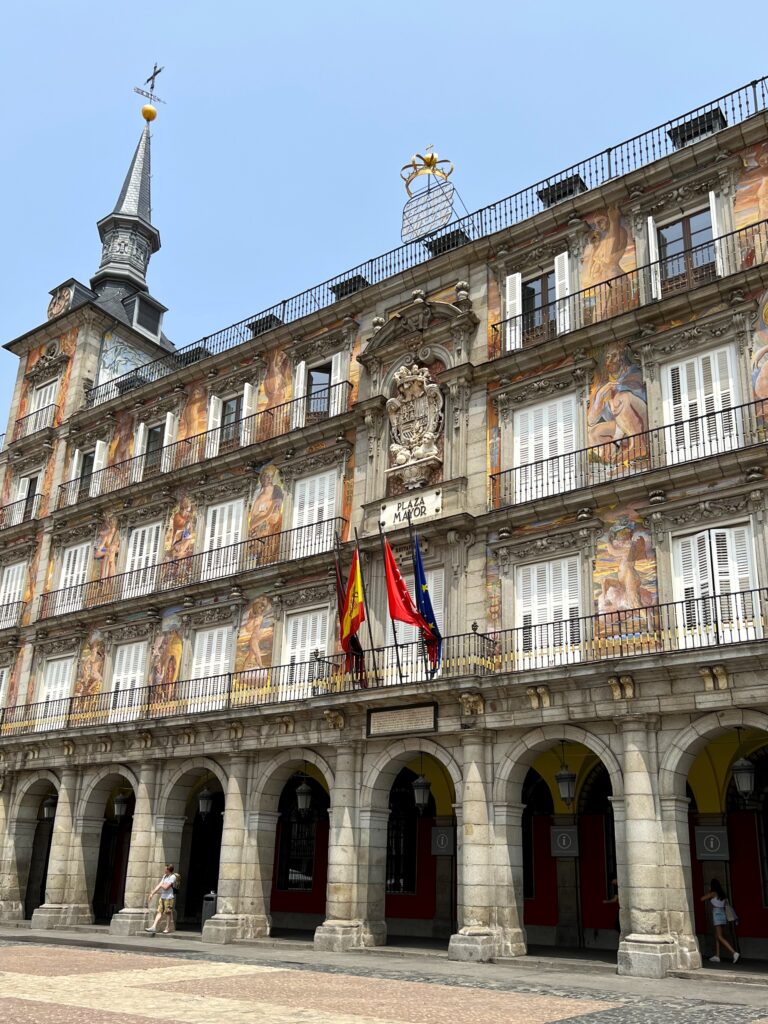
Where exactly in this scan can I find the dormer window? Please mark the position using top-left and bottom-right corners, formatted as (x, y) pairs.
(127, 294), (165, 340)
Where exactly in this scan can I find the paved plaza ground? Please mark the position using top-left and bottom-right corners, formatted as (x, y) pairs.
(0, 934), (767, 1024)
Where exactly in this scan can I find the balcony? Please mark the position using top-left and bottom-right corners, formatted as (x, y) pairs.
(82, 78), (768, 410)
(10, 405), (57, 444)
(58, 381), (352, 510)
(38, 516), (348, 620)
(0, 601), (25, 631)
(491, 220), (768, 356)
(0, 494), (42, 531)
(3, 588), (767, 737)
(490, 398), (768, 510)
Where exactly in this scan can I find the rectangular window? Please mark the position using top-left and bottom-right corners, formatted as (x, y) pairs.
(110, 641), (147, 722)
(386, 568), (444, 683)
(512, 395), (578, 503)
(656, 208), (715, 294)
(187, 625), (231, 712)
(307, 364), (332, 420)
(57, 542), (90, 614)
(0, 560), (27, 627)
(515, 556), (582, 667)
(122, 522), (162, 599)
(221, 394), (243, 448)
(30, 379), (58, 413)
(141, 423), (164, 475)
(39, 655), (74, 730)
(202, 499), (244, 580)
(673, 525), (759, 647)
(662, 345), (740, 464)
(283, 607), (330, 698)
(291, 471), (337, 556)
(522, 270), (557, 344)
(0, 665), (9, 709)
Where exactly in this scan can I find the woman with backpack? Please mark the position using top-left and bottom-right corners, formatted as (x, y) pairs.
(145, 863), (179, 935)
(701, 878), (740, 964)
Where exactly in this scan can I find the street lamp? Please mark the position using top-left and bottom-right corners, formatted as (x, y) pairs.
(555, 742), (577, 808)
(40, 795), (58, 820)
(113, 792), (130, 820)
(198, 787), (213, 820)
(295, 778), (313, 816)
(411, 774), (432, 814)
(731, 756), (755, 798)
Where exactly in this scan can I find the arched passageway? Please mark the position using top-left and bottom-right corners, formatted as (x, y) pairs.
(91, 786), (135, 924)
(20, 782), (58, 920)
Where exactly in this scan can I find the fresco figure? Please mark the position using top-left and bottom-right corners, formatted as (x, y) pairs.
(108, 411), (135, 466)
(596, 517), (656, 617)
(167, 495), (196, 561)
(587, 345), (648, 465)
(75, 634), (105, 697)
(247, 466), (284, 565)
(178, 384), (208, 443)
(94, 517), (120, 579)
(149, 628), (183, 697)
(260, 348), (292, 413)
(236, 596), (274, 673)
(582, 208), (636, 321)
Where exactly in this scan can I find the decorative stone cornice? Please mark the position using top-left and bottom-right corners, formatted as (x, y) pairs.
(492, 236), (570, 280)
(34, 633), (83, 655)
(0, 539), (37, 566)
(279, 443), (352, 482)
(51, 521), (98, 546)
(103, 622), (154, 648)
(638, 309), (750, 381)
(180, 603), (240, 631)
(192, 475), (252, 505)
(130, 391), (187, 420)
(644, 489), (766, 538)
(116, 500), (172, 528)
(493, 360), (593, 421)
(204, 361), (264, 399)
(25, 340), (70, 385)
(289, 317), (358, 364)
(628, 159), (740, 229)
(494, 521), (602, 576)
(272, 582), (336, 612)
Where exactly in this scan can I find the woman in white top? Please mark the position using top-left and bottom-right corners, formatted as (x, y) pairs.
(145, 863), (178, 935)
(701, 877), (739, 964)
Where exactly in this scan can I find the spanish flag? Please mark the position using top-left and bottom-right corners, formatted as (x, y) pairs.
(340, 547), (365, 673)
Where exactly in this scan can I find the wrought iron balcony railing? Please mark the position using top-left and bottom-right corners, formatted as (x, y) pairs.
(0, 601), (25, 631)
(83, 78), (768, 409)
(3, 588), (767, 736)
(58, 381), (352, 509)
(491, 220), (768, 355)
(0, 494), (42, 531)
(10, 405), (57, 443)
(490, 397), (768, 509)
(38, 516), (347, 620)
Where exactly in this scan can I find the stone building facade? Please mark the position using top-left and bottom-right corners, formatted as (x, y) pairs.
(2, 84), (768, 977)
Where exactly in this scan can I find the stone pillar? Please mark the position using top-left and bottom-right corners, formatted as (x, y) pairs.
(492, 802), (527, 956)
(315, 744), (365, 951)
(203, 755), (257, 943)
(0, 820), (36, 921)
(355, 808), (389, 947)
(448, 733), (502, 961)
(616, 719), (678, 978)
(244, 810), (279, 937)
(111, 762), (158, 935)
(31, 768), (93, 928)
(660, 795), (701, 970)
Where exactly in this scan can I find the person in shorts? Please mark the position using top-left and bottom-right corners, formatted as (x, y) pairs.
(146, 863), (177, 934)
(701, 878), (739, 963)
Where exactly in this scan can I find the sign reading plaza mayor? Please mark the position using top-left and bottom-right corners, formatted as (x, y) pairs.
(379, 489), (442, 530)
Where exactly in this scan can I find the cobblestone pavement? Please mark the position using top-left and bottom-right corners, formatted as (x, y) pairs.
(0, 942), (766, 1024)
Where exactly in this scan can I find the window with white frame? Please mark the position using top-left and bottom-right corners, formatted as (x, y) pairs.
(57, 542), (90, 614)
(647, 198), (722, 300)
(661, 345), (740, 464)
(122, 521), (162, 599)
(514, 555), (582, 667)
(386, 567), (444, 681)
(0, 560), (27, 627)
(511, 394), (578, 503)
(291, 470), (337, 556)
(66, 440), (107, 499)
(672, 524), (759, 646)
(29, 379), (58, 413)
(187, 625), (231, 711)
(205, 383), (257, 457)
(283, 606), (330, 695)
(0, 665), (9, 709)
(201, 499), (244, 580)
(39, 655), (74, 729)
(504, 252), (569, 351)
(110, 641), (147, 721)
(292, 351), (348, 428)
(8, 471), (40, 525)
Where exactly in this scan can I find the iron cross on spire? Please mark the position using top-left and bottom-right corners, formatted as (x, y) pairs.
(133, 63), (166, 105)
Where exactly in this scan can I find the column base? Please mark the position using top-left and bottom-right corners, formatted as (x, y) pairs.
(498, 927), (527, 958)
(202, 913), (271, 944)
(0, 900), (24, 922)
(110, 908), (153, 936)
(31, 904), (93, 929)
(617, 933), (679, 978)
(448, 927), (502, 962)
(314, 919), (366, 952)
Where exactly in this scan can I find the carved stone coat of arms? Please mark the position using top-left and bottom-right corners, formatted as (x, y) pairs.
(386, 364), (443, 489)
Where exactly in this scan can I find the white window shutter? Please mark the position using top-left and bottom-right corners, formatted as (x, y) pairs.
(291, 471), (337, 555)
(647, 216), (662, 300)
(202, 500), (244, 579)
(111, 641), (147, 718)
(291, 361), (308, 429)
(205, 395), (223, 459)
(160, 412), (178, 473)
(329, 351), (347, 417)
(512, 395), (577, 501)
(68, 448), (83, 483)
(123, 522), (162, 598)
(0, 666), (8, 709)
(42, 656), (74, 703)
(662, 346), (739, 462)
(192, 626), (231, 678)
(14, 476), (31, 502)
(132, 422), (148, 483)
(0, 561), (27, 604)
(88, 440), (108, 497)
(554, 251), (571, 334)
(504, 273), (523, 351)
(708, 190), (727, 276)
(240, 382), (256, 446)
(285, 607), (329, 664)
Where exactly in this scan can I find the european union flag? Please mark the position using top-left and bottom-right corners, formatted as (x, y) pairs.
(412, 533), (442, 674)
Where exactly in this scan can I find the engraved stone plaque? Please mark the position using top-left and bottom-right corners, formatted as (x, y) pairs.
(367, 702), (437, 737)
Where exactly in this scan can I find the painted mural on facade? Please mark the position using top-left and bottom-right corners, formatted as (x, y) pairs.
(734, 141), (768, 229)
(258, 347), (292, 412)
(96, 331), (147, 387)
(594, 506), (657, 618)
(580, 208), (638, 321)
(247, 465), (284, 541)
(751, 288), (768, 401)
(107, 411), (135, 466)
(235, 596), (275, 675)
(486, 270), (502, 359)
(17, 327), (78, 427)
(74, 631), (105, 697)
(149, 610), (183, 690)
(165, 493), (197, 562)
(178, 384), (208, 442)
(587, 343), (648, 469)
(94, 516), (121, 578)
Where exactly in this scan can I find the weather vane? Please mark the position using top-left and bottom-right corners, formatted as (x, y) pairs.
(134, 63), (166, 106)
(400, 145), (456, 243)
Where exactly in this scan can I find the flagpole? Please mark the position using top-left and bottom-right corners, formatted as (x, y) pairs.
(377, 519), (404, 687)
(405, 511), (429, 679)
(354, 527), (379, 686)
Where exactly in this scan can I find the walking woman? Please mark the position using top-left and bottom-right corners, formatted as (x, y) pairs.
(701, 878), (739, 963)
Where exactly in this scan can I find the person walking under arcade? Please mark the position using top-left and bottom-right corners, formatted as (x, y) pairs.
(701, 878), (740, 964)
(145, 863), (178, 935)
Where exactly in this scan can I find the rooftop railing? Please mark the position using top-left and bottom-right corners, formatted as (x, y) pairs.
(0, 494), (42, 531)
(38, 516), (347, 620)
(491, 220), (768, 356)
(0, 602), (25, 631)
(3, 588), (766, 736)
(83, 78), (768, 409)
(10, 405), (57, 443)
(58, 381), (352, 510)
(490, 398), (768, 509)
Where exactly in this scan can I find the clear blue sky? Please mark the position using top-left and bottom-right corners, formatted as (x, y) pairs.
(1, 0), (766, 422)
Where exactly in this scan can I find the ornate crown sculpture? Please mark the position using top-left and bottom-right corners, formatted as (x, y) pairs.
(400, 149), (454, 198)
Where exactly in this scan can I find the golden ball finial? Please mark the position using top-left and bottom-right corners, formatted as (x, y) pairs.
(142, 104), (157, 122)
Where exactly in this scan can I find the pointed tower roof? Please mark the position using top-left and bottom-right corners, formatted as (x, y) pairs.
(91, 107), (161, 292)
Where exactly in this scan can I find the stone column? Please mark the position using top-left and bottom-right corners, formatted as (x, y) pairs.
(31, 768), (93, 928)
(241, 809), (279, 938)
(448, 732), (502, 961)
(616, 719), (678, 978)
(0, 820), (36, 921)
(355, 808), (389, 946)
(660, 795), (701, 970)
(111, 762), (158, 935)
(492, 802), (526, 956)
(203, 755), (255, 943)
(315, 744), (365, 951)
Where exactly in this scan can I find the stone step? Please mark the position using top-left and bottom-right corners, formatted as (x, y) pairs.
(496, 954), (617, 975)
(671, 967), (768, 988)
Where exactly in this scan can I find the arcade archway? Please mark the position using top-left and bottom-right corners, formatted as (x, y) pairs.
(15, 777), (59, 920)
(83, 773), (136, 925)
